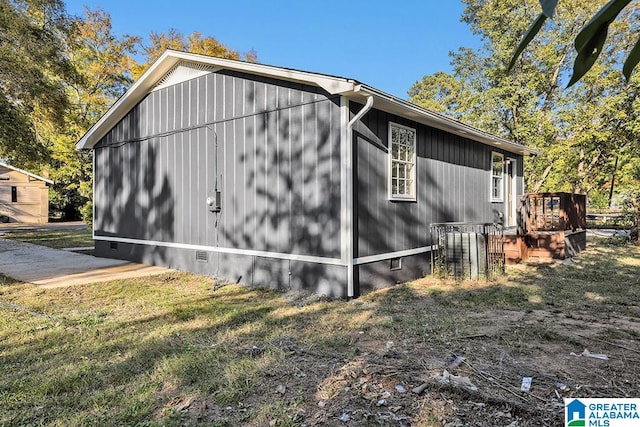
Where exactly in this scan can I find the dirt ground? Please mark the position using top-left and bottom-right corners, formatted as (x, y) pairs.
(294, 309), (639, 426)
(175, 244), (640, 426)
(190, 307), (638, 426)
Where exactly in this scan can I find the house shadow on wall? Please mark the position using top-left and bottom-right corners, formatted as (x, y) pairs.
(216, 80), (344, 296)
(95, 136), (175, 266)
(350, 109), (502, 294)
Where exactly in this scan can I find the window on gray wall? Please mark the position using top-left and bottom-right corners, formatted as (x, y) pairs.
(490, 152), (504, 202)
(11, 186), (17, 203)
(389, 122), (416, 201)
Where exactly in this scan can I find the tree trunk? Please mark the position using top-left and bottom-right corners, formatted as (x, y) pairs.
(532, 163), (553, 193)
(575, 147), (601, 194)
(541, 51), (568, 113)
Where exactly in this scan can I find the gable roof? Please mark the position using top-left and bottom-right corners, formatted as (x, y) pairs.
(0, 161), (53, 184)
(76, 50), (539, 156)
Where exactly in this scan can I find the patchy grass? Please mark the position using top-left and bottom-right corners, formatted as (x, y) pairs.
(1, 240), (639, 426)
(2, 228), (93, 249)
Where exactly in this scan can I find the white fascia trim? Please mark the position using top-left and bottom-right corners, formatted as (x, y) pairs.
(0, 161), (53, 184)
(155, 51), (357, 94)
(93, 235), (346, 266)
(355, 86), (540, 157)
(353, 246), (436, 265)
(77, 50), (357, 150)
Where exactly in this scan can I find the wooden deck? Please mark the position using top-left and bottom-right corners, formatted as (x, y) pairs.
(506, 192), (587, 263)
(504, 230), (587, 264)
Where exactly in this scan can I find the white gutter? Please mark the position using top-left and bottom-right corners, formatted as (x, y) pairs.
(357, 85), (540, 157)
(344, 93), (374, 297)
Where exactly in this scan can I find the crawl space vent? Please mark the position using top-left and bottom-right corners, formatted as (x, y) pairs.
(195, 250), (208, 262)
(109, 242), (118, 250)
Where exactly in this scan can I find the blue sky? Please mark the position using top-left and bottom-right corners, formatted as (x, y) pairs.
(64, 1), (481, 99)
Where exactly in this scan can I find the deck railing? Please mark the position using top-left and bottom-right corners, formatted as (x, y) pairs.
(520, 192), (586, 233)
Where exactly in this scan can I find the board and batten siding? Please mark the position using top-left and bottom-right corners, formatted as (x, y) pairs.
(0, 167), (49, 224)
(94, 70), (343, 264)
(352, 103), (524, 259)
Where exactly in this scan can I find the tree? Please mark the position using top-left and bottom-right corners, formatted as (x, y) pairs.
(44, 6), (139, 220)
(408, 71), (463, 114)
(1, 2), (254, 221)
(131, 29), (257, 79)
(0, 0), (72, 168)
(408, 0), (640, 202)
(509, 0), (640, 86)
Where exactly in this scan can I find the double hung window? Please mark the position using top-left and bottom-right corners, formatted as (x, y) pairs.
(491, 152), (504, 202)
(389, 122), (416, 201)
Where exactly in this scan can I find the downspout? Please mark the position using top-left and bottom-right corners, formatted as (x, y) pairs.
(345, 94), (374, 297)
(348, 94), (374, 128)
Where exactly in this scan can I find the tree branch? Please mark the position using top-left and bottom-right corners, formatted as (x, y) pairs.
(532, 162), (553, 193)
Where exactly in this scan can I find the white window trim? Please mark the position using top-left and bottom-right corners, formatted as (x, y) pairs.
(388, 122), (417, 201)
(490, 151), (504, 202)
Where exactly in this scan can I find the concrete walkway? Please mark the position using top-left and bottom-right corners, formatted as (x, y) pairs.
(586, 228), (630, 238)
(0, 238), (171, 289)
(0, 221), (87, 234)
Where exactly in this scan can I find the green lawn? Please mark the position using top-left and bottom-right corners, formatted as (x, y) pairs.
(1, 239), (638, 426)
(2, 228), (93, 249)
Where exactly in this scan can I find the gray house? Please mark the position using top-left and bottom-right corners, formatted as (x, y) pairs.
(77, 50), (537, 297)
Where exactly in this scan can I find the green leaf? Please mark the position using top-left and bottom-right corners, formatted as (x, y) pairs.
(623, 36), (640, 81)
(574, 0), (631, 52)
(507, 13), (547, 72)
(539, 0), (559, 18)
(567, 26), (609, 87)
(568, 0), (632, 87)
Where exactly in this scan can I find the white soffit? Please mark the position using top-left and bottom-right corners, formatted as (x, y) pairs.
(152, 61), (219, 91)
(77, 49), (538, 156)
(354, 85), (540, 156)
